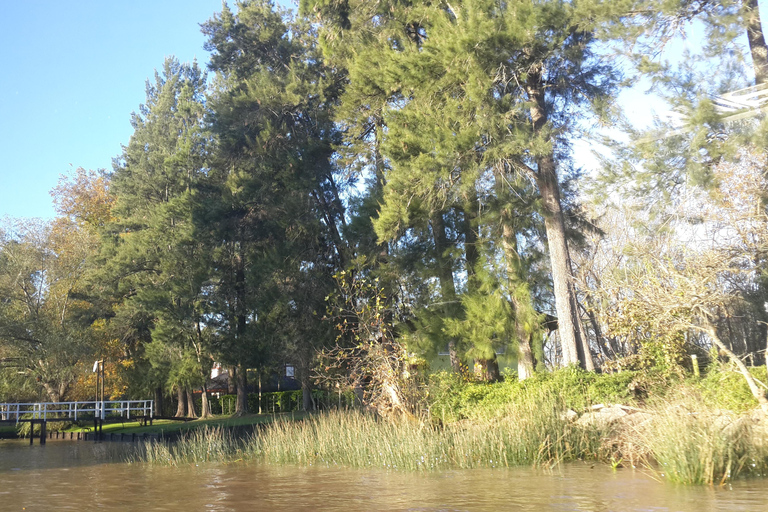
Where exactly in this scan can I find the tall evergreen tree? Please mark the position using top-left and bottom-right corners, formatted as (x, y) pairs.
(202, 0), (343, 412)
(302, 0), (629, 370)
(98, 57), (214, 416)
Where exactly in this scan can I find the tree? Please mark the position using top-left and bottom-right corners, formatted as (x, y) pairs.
(98, 57), (214, 416)
(202, 0), (344, 413)
(304, 0), (625, 371)
(0, 218), (99, 402)
(51, 167), (114, 229)
(585, 149), (768, 409)
(319, 270), (414, 417)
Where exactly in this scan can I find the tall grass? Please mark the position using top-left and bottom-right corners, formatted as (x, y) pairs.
(139, 392), (609, 470)
(135, 374), (768, 485)
(630, 399), (768, 484)
(140, 427), (243, 466)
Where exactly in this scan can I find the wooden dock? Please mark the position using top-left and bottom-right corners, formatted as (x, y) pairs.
(0, 400), (154, 444)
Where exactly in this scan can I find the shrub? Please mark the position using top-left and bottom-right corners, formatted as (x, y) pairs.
(698, 362), (768, 412)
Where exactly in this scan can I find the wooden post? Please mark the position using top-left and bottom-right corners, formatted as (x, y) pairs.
(691, 355), (700, 379)
(40, 420), (46, 445)
(29, 421), (34, 445)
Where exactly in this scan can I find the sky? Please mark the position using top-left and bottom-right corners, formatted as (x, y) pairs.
(0, 0), (293, 220)
(0, 1), (757, 221)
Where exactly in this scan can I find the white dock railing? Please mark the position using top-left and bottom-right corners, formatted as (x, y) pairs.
(0, 400), (153, 423)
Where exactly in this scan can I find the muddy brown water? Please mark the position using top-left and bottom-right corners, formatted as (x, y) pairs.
(1, 440), (768, 511)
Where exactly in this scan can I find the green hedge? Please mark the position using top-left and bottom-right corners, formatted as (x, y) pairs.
(193, 389), (359, 415)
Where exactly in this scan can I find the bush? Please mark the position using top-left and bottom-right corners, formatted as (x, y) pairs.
(698, 362), (768, 412)
(427, 367), (642, 423)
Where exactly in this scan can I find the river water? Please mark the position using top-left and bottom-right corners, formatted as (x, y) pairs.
(1, 440), (767, 511)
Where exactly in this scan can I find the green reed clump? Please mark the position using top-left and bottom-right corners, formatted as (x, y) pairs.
(635, 399), (768, 484)
(245, 391), (608, 470)
(140, 427), (243, 466)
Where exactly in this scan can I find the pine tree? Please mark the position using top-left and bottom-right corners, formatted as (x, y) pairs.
(99, 57), (214, 416)
(203, 0), (344, 412)
(303, 0), (628, 369)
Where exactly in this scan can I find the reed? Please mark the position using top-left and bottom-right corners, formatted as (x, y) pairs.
(139, 427), (243, 466)
(244, 392), (607, 470)
(632, 400), (768, 484)
(136, 386), (768, 485)
(136, 396), (607, 469)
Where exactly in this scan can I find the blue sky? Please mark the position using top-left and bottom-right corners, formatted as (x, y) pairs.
(0, 1), (757, 221)
(0, 0), (292, 220)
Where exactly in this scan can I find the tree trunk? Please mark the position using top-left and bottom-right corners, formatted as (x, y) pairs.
(577, 306), (595, 372)
(41, 383), (62, 403)
(431, 212), (462, 373)
(536, 157), (584, 367)
(517, 334), (536, 380)
(175, 386), (186, 417)
(154, 386), (164, 418)
(474, 357), (501, 382)
(301, 376), (314, 411)
(459, 198), (480, 288)
(200, 384), (212, 418)
(497, 175), (536, 380)
(235, 364), (248, 415)
(525, 68), (593, 370)
(227, 366), (237, 395)
(747, 0), (768, 85)
(185, 387), (198, 419)
(448, 340), (462, 375)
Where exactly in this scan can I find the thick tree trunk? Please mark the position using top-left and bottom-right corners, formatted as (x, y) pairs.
(175, 386), (186, 417)
(474, 357), (501, 382)
(301, 376), (314, 411)
(448, 340), (462, 375)
(431, 212), (462, 373)
(185, 387), (198, 419)
(41, 383), (62, 403)
(536, 167), (581, 366)
(747, 0), (768, 85)
(517, 333), (535, 380)
(497, 176), (536, 380)
(235, 364), (248, 415)
(200, 385), (212, 418)
(227, 366), (237, 395)
(154, 387), (164, 418)
(526, 71), (593, 370)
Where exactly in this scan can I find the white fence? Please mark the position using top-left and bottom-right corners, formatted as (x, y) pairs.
(0, 400), (153, 423)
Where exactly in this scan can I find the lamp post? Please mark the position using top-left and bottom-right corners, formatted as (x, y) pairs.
(92, 360), (104, 418)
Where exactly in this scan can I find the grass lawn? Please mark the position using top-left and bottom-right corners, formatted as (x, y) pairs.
(63, 411), (309, 436)
(0, 424), (17, 438)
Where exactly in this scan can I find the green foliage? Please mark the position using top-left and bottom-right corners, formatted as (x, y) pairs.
(197, 390), (356, 416)
(698, 362), (768, 412)
(427, 368), (638, 423)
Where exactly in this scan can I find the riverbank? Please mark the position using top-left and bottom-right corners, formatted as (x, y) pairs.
(136, 365), (768, 485)
(138, 399), (768, 484)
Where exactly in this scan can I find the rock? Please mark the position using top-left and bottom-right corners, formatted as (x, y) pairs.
(575, 405), (628, 428)
(562, 409), (579, 422)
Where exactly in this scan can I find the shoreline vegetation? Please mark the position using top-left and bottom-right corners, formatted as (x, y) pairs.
(135, 365), (768, 486)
